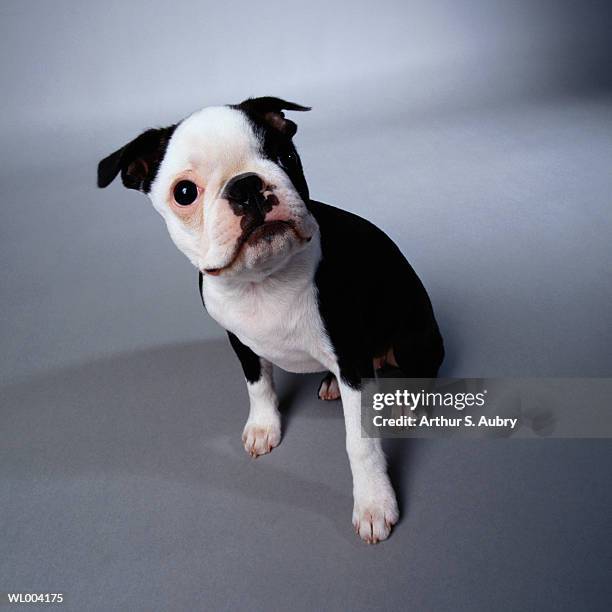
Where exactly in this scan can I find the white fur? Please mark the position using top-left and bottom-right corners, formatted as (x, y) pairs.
(201, 237), (335, 374)
(149, 106), (317, 274)
(202, 237), (398, 542)
(242, 359), (281, 457)
(339, 382), (399, 543)
(145, 105), (398, 542)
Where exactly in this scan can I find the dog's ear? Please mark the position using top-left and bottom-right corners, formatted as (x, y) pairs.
(97, 125), (176, 192)
(236, 97), (310, 138)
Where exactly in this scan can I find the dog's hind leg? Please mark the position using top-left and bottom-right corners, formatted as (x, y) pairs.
(392, 324), (445, 378)
(318, 372), (341, 401)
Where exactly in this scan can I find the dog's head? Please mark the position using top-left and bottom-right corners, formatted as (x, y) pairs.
(98, 97), (318, 279)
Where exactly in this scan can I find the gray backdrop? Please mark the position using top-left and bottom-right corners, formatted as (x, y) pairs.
(1, 1), (611, 611)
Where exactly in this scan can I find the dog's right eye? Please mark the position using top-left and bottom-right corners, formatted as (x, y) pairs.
(173, 180), (198, 206)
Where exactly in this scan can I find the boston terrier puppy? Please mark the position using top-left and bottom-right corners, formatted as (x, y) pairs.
(97, 97), (444, 543)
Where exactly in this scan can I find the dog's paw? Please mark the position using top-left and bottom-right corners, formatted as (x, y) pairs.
(318, 373), (341, 401)
(242, 419), (281, 458)
(352, 488), (399, 544)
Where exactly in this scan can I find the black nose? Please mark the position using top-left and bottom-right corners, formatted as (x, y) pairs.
(223, 173), (264, 211)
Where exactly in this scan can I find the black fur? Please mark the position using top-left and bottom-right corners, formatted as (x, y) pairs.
(311, 201), (444, 389)
(97, 125), (177, 193)
(233, 97), (310, 203)
(222, 98), (444, 389)
(227, 331), (262, 384)
(211, 197), (445, 391)
(198, 271), (205, 307)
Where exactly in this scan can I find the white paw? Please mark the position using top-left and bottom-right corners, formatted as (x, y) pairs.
(318, 374), (341, 401)
(352, 488), (399, 544)
(242, 419), (281, 457)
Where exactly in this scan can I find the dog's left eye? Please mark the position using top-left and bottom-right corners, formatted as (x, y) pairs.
(173, 180), (198, 206)
(278, 151), (295, 171)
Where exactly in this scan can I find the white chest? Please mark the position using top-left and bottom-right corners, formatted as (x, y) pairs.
(202, 262), (335, 374)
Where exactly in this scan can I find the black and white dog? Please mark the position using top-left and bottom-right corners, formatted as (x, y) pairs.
(98, 97), (444, 543)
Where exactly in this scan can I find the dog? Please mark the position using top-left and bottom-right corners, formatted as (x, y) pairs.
(97, 97), (444, 543)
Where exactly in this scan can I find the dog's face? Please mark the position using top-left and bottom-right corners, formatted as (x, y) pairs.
(98, 97), (318, 279)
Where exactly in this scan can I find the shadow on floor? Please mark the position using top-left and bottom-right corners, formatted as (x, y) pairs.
(0, 340), (429, 539)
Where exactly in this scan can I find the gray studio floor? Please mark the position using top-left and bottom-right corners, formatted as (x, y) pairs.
(1, 93), (612, 611)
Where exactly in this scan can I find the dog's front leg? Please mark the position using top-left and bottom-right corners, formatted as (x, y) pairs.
(227, 332), (281, 457)
(338, 380), (399, 543)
